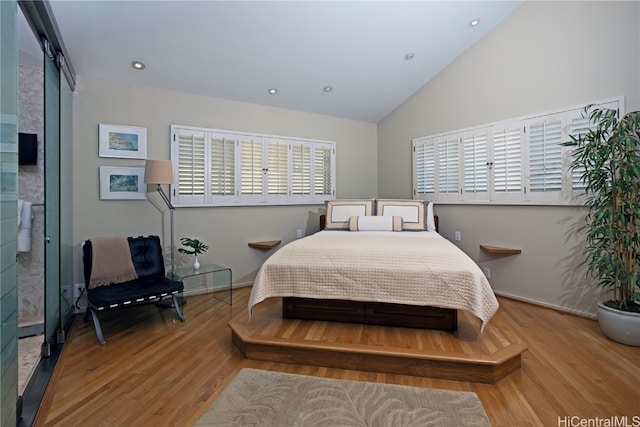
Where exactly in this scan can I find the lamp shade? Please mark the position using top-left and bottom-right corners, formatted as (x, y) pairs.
(144, 159), (173, 184)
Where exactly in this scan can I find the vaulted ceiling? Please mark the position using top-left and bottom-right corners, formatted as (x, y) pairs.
(24, 1), (523, 123)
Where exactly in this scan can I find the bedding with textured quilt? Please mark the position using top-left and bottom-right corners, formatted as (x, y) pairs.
(249, 230), (499, 332)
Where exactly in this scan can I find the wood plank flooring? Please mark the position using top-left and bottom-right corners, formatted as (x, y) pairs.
(34, 286), (640, 427)
(230, 297), (526, 383)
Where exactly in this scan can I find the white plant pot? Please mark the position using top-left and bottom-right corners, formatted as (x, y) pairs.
(193, 256), (200, 270)
(596, 301), (640, 346)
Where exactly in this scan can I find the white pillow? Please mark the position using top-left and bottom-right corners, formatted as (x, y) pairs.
(325, 199), (375, 230)
(376, 199), (426, 231)
(427, 202), (436, 232)
(349, 216), (403, 232)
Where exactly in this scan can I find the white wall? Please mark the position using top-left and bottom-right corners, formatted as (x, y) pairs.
(72, 78), (377, 293)
(377, 1), (640, 317)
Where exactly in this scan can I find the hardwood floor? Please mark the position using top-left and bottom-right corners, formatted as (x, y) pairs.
(34, 287), (640, 427)
(230, 297), (527, 383)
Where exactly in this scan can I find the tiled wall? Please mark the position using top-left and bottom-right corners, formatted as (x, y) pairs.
(17, 65), (44, 327)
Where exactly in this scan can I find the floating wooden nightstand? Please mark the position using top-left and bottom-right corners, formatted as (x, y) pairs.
(480, 245), (521, 255)
(248, 240), (281, 250)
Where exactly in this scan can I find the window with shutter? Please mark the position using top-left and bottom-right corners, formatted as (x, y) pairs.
(566, 100), (620, 196)
(528, 116), (563, 197)
(239, 135), (264, 203)
(414, 139), (435, 196)
(463, 129), (489, 201)
(437, 134), (461, 201)
(568, 113), (590, 192)
(313, 143), (334, 199)
(175, 128), (206, 204)
(291, 142), (311, 196)
(411, 96), (622, 206)
(171, 125), (335, 206)
(492, 122), (523, 202)
(210, 133), (235, 200)
(266, 139), (288, 202)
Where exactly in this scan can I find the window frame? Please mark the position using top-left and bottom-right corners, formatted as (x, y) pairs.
(412, 96), (624, 206)
(171, 125), (336, 207)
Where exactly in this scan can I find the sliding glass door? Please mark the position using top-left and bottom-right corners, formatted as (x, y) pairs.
(43, 47), (60, 350)
(43, 41), (74, 348)
(0, 1), (19, 424)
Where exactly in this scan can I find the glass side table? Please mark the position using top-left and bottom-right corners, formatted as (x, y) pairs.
(168, 263), (232, 305)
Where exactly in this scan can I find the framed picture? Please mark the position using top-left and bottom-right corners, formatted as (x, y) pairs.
(99, 166), (147, 200)
(99, 123), (147, 159)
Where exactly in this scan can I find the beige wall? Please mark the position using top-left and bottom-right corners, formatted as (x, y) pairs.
(72, 78), (377, 292)
(377, 1), (640, 317)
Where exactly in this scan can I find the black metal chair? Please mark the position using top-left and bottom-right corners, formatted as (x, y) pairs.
(82, 235), (184, 344)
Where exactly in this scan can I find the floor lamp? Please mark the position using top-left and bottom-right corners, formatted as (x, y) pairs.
(144, 159), (175, 273)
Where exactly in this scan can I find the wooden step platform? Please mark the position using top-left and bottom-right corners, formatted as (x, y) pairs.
(229, 297), (527, 384)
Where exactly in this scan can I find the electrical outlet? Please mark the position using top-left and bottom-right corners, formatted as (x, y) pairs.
(483, 267), (491, 278)
(454, 231), (461, 241)
(297, 229), (303, 239)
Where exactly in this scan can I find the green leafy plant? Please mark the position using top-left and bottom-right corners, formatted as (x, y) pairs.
(563, 106), (640, 313)
(178, 237), (209, 256)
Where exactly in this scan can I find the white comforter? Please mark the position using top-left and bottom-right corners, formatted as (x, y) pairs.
(249, 230), (499, 331)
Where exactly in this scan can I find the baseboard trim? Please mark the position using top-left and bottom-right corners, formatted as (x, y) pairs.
(493, 291), (596, 319)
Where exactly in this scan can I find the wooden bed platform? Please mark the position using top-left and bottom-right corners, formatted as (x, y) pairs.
(283, 297), (457, 330)
(230, 296), (527, 384)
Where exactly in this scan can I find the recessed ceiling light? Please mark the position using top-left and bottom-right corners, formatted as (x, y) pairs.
(268, 88), (278, 95)
(404, 52), (415, 61)
(470, 19), (480, 27)
(131, 61), (145, 70)
(323, 86), (333, 93)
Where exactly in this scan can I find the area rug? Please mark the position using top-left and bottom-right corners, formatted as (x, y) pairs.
(194, 368), (491, 426)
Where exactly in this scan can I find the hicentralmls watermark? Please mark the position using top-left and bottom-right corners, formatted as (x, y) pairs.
(558, 416), (640, 427)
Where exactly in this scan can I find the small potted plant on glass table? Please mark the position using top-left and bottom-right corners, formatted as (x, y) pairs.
(178, 237), (209, 270)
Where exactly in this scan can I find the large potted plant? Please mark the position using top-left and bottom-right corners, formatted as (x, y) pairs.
(564, 105), (640, 346)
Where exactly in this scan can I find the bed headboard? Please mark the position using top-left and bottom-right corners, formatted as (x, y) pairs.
(319, 214), (439, 233)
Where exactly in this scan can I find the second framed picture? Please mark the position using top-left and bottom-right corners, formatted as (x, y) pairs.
(99, 123), (147, 159)
(99, 166), (147, 200)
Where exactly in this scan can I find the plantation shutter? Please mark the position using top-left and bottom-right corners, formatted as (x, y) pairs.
(239, 135), (264, 202)
(529, 118), (562, 191)
(527, 114), (564, 202)
(492, 122), (523, 202)
(313, 143), (334, 201)
(567, 112), (590, 192)
(172, 125), (335, 206)
(291, 142), (311, 196)
(462, 128), (489, 201)
(413, 138), (435, 197)
(266, 138), (289, 203)
(175, 127), (206, 204)
(409, 97), (622, 206)
(437, 134), (461, 201)
(567, 101), (620, 194)
(210, 133), (235, 200)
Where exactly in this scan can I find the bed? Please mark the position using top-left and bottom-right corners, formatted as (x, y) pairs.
(248, 199), (499, 332)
